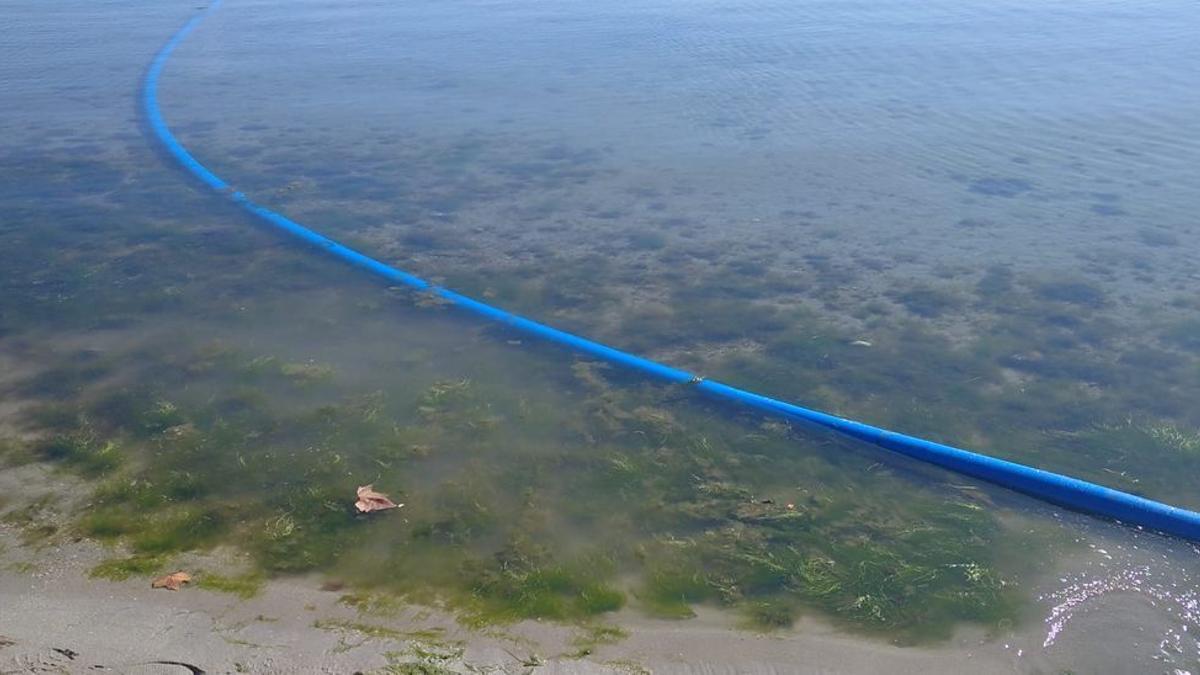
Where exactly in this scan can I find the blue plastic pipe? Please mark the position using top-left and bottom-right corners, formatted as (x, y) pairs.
(143, 1), (1200, 542)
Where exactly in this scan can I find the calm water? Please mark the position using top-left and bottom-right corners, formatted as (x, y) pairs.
(2, 0), (1200, 670)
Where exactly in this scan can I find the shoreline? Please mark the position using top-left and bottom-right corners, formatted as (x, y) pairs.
(0, 461), (1023, 675)
(0, 531), (1023, 675)
(4, 456), (1199, 673)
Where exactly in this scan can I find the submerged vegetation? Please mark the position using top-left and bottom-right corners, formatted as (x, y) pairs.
(1, 88), (1198, 648)
(195, 571), (265, 598)
(3, 337), (1040, 642)
(90, 554), (169, 581)
(3, 185), (1199, 641)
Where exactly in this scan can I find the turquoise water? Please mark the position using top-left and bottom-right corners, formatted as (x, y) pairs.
(2, 0), (1200, 670)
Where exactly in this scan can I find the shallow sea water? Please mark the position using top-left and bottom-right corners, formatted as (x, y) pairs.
(2, 0), (1200, 671)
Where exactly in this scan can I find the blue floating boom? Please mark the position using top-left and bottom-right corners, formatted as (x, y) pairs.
(143, 0), (1200, 542)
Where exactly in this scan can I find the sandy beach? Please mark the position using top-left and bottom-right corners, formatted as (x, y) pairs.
(0, 464), (1028, 675)
(0, 540), (1020, 675)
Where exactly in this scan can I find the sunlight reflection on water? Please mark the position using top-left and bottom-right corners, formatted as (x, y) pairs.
(1040, 538), (1200, 671)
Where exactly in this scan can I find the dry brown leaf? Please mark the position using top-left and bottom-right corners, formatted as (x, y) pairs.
(151, 571), (192, 591)
(355, 484), (401, 514)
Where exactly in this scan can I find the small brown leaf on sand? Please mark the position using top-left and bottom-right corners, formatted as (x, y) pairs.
(151, 571), (192, 591)
(355, 484), (401, 514)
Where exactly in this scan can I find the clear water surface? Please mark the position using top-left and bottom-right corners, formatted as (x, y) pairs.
(2, 0), (1199, 671)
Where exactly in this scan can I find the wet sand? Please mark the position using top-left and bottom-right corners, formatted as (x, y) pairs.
(0, 456), (1026, 675)
(0, 525), (1021, 675)
(7, 457), (1200, 674)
